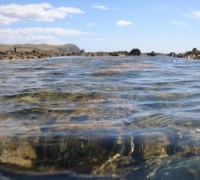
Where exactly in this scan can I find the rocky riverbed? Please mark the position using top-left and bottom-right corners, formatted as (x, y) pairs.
(1, 114), (200, 178)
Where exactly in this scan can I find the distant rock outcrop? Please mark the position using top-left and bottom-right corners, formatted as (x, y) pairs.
(57, 44), (81, 54)
(0, 44), (80, 54)
(147, 51), (157, 56)
(168, 48), (200, 59)
(81, 51), (129, 57)
(129, 49), (141, 56)
(0, 44), (81, 60)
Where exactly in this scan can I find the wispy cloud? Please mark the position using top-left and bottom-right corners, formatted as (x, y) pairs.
(86, 23), (97, 28)
(154, 4), (178, 10)
(0, 3), (84, 25)
(116, 20), (133, 27)
(84, 38), (132, 42)
(170, 20), (183, 26)
(0, 27), (89, 44)
(92, 5), (108, 10)
(185, 11), (200, 19)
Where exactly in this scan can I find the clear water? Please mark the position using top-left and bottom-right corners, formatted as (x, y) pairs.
(1, 56), (200, 179)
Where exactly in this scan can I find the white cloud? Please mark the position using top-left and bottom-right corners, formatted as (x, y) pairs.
(92, 5), (108, 10)
(185, 11), (200, 19)
(116, 20), (133, 27)
(0, 15), (18, 25)
(0, 27), (89, 44)
(0, 3), (84, 25)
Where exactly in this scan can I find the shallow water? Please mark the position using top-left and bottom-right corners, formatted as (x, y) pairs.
(1, 56), (200, 179)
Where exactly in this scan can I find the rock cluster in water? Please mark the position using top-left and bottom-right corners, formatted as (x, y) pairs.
(168, 48), (200, 59)
(81, 51), (129, 57)
(0, 51), (82, 60)
(0, 45), (200, 60)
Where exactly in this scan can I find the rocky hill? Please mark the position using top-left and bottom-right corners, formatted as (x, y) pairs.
(0, 44), (81, 60)
(0, 44), (81, 53)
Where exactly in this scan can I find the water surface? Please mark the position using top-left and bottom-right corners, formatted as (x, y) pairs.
(1, 56), (200, 179)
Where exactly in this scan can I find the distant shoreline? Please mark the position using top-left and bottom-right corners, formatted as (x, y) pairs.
(0, 47), (200, 60)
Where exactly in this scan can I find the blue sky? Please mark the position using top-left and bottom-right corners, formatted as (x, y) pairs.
(0, 0), (200, 53)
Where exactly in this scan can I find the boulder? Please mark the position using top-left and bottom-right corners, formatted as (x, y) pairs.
(0, 138), (37, 168)
(133, 132), (169, 160)
(129, 49), (141, 56)
(147, 51), (157, 56)
(192, 48), (198, 55)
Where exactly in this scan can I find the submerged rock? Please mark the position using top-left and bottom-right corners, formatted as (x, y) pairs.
(154, 157), (200, 180)
(0, 138), (37, 168)
(0, 126), (200, 176)
(133, 132), (169, 160)
(35, 137), (111, 171)
(1, 102), (200, 175)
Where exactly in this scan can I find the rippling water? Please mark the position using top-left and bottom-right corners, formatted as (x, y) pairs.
(1, 56), (200, 179)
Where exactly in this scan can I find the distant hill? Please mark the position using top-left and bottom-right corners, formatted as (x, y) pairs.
(0, 44), (81, 53)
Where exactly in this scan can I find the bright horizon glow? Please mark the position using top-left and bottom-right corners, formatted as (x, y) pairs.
(0, 0), (200, 53)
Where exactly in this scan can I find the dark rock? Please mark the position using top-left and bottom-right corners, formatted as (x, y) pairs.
(192, 48), (198, 55)
(168, 48), (200, 59)
(109, 52), (119, 56)
(133, 132), (169, 160)
(147, 51), (157, 56)
(129, 49), (141, 56)
(177, 53), (185, 58)
(168, 52), (176, 57)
